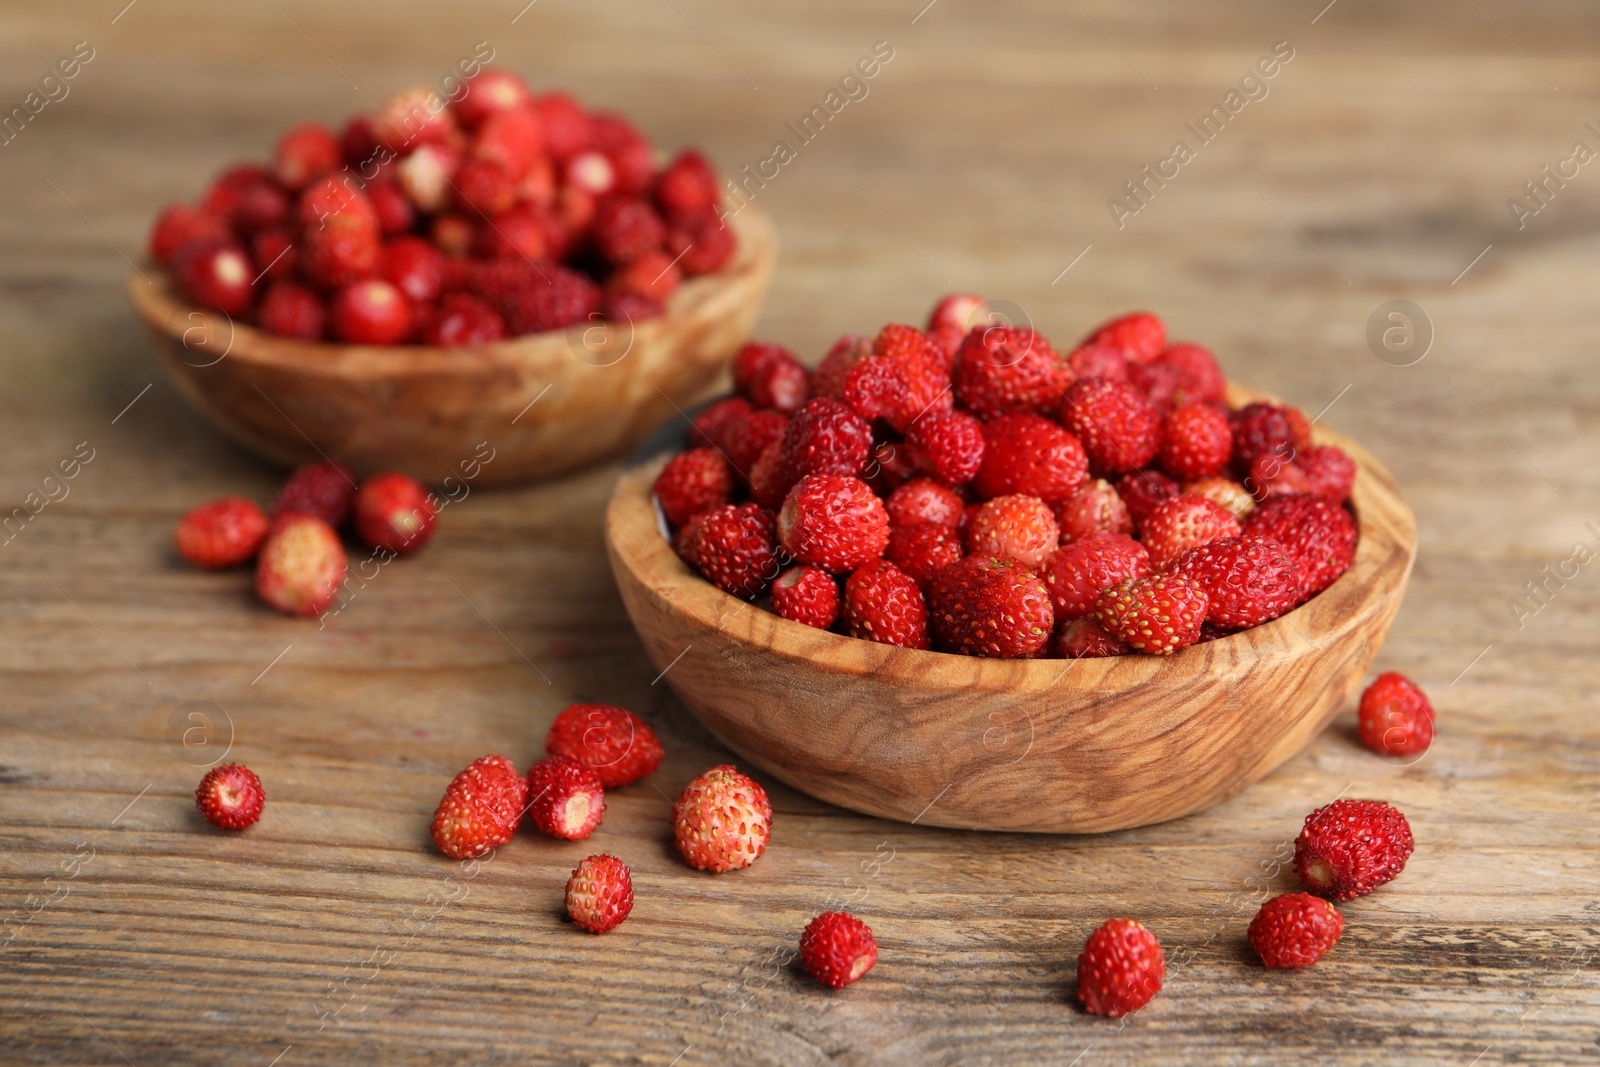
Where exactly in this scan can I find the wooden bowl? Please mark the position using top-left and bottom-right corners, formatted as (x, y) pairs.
(127, 206), (776, 485)
(605, 386), (1416, 833)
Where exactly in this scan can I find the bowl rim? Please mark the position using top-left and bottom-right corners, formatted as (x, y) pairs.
(125, 202), (776, 381)
(607, 382), (1417, 693)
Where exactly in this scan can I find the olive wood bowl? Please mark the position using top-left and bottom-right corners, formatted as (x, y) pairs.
(604, 384), (1416, 833)
(127, 205), (776, 485)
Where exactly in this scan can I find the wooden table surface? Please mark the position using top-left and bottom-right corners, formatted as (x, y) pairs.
(3, 1), (1598, 1063)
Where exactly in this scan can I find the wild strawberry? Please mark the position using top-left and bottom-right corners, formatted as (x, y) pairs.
(271, 122), (340, 190)
(926, 293), (986, 336)
(1159, 404), (1232, 481)
(1094, 573), (1207, 655)
(421, 292), (508, 346)
(885, 478), (964, 529)
(971, 413), (1088, 505)
(372, 85), (458, 151)
(566, 854), (634, 933)
(843, 559), (930, 649)
(353, 472), (438, 554)
(380, 236), (447, 305)
(748, 439), (794, 511)
(733, 342), (811, 413)
(673, 764), (772, 873)
(812, 334), (871, 401)
(177, 497), (270, 569)
(904, 410), (984, 486)
(681, 503), (780, 598)
(255, 513), (347, 617)
(475, 203), (549, 261)
(1083, 311), (1165, 365)
(194, 763), (266, 831)
(1295, 799), (1414, 901)
(778, 475), (889, 573)
(800, 911), (878, 989)
(1139, 495), (1242, 568)
(1230, 401), (1311, 470)
(333, 278), (413, 344)
(779, 399), (872, 482)
(1158, 342), (1226, 406)
(272, 460), (357, 527)
(951, 325), (1069, 419)
(863, 439), (916, 497)
(592, 197), (666, 266)
(257, 280), (325, 340)
(297, 174), (381, 235)
(149, 204), (228, 265)
(687, 396), (754, 452)
(868, 324), (953, 424)
(606, 251), (681, 302)
(526, 756), (606, 840)
(1068, 343), (1129, 382)
(1113, 470), (1178, 531)
(1042, 533), (1151, 620)
(965, 495), (1060, 569)
(175, 239), (255, 315)
(1126, 361), (1181, 411)
(1170, 535), (1300, 628)
(1357, 672), (1435, 758)
(430, 754), (527, 859)
(564, 149), (615, 197)
(929, 554), (1054, 658)
(1249, 892), (1342, 969)
(771, 564), (840, 629)
(367, 180), (415, 236)
(246, 226), (297, 281)
(453, 68), (534, 129)
(1299, 444), (1357, 503)
(885, 523), (963, 589)
(200, 164), (270, 225)
(496, 265), (600, 335)
(663, 214), (735, 275)
(1060, 377), (1162, 474)
(1055, 478), (1133, 542)
(1243, 495), (1358, 597)
(654, 149), (721, 222)
(600, 291), (664, 324)
(1057, 617), (1131, 658)
(589, 113), (655, 195)
(545, 703), (664, 788)
(653, 448), (735, 527)
(1246, 452), (1310, 501)
(1076, 918), (1164, 1017)
(453, 158), (518, 215)
(1182, 476), (1255, 523)
(301, 225), (381, 290)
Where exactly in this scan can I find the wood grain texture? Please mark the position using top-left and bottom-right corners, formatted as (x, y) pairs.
(3, 1), (1600, 1064)
(606, 385), (1416, 833)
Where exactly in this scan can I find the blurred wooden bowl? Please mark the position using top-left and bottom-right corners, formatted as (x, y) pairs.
(127, 206), (775, 485)
(605, 385), (1416, 833)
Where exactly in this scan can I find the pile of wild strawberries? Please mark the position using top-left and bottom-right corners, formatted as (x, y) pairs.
(174, 460), (435, 616)
(147, 69), (732, 345)
(655, 298), (1360, 657)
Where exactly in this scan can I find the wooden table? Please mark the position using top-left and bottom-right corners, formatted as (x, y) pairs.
(3, 1), (1597, 1063)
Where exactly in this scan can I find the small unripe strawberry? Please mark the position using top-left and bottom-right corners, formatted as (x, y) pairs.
(255, 514), (347, 617)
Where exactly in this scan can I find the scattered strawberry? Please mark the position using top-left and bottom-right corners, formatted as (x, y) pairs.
(255, 513), (347, 617)
(1357, 672), (1435, 758)
(928, 554), (1054, 658)
(1094, 573), (1207, 654)
(1244, 494), (1358, 597)
(1158, 404), (1232, 481)
(965, 494), (1060, 569)
(1248, 892), (1342, 969)
(778, 475), (890, 573)
(771, 564), (840, 629)
(272, 460), (357, 527)
(353, 472), (438, 554)
(1060, 377), (1162, 474)
(799, 911), (879, 989)
(1057, 617), (1132, 658)
(680, 503), (780, 598)
(1042, 533), (1151, 620)
(1170, 535), (1300, 629)
(843, 559), (931, 649)
(1139, 494), (1242, 568)
(565, 854), (634, 933)
(525, 756), (607, 840)
(1076, 918), (1164, 1017)
(972, 413), (1088, 505)
(545, 703), (664, 788)
(885, 523), (964, 590)
(176, 497), (270, 569)
(652, 448), (735, 527)
(195, 763), (266, 831)
(1295, 799), (1414, 900)
(430, 754), (527, 859)
(885, 478), (964, 530)
(673, 765), (772, 873)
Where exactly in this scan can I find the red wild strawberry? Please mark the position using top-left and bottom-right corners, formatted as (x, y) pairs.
(332, 279), (412, 344)
(681, 503), (780, 598)
(951, 325), (1069, 419)
(904, 410), (984, 486)
(1113, 470), (1179, 531)
(885, 478), (964, 529)
(255, 513), (347, 617)
(1230, 401), (1311, 471)
(688, 396), (754, 452)
(606, 250), (681, 302)
(926, 292), (986, 336)
(1076, 918), (1165, 1017)
(971, 413), (1088, 505)
(380, 236), (447, 305)
(545, 703), (664, 788)
(1243, 494), (1358, 597)
(886, 523), (963, 589)
(1246, 452), (1310, 501)
(1357, 672), (1435, 758)
(371, 85), (458, 151)
(566, 854), (634, 934)
(779, 399), (873, 483)
(1182, 476), (1255, 523)
(271, 122), (340, 190)
(176, 497), (270, 569)
(600, 291), (664, 324)
(722, 411), (788, 483)
(272, 460), (357, 527)
(453, 68), (533, 129)
(778, 475), (889, 573)
(654, 149), (721, 222)
(733, 342), (811, 413)
(257, 280), (325, 340)
(1083, 311), (1165, 365)
(1295, 799), (1414, 901)
(491, 264), (600, 336)
(175, 240), (255, 315)
(869, 323), (953, 423)
(1158, 343), (1226, 406)
(1299, 444), (1357, 503)
(673, 764), (772, 873)
(471, 103), (543, 177)
(1056, 478), (1133, 543)
(475, 203), (549, 260)
(1057, 617), (1132, 658)
(843, 559), (930, 649)
(1126, 360), (1181, 411)
(928, 554), (1054, 658)
(1042, 533), (1151, 620)
(1067, 343), (1130, 382)
(1060, 377), (1162, 475)
(367, 180), (415, 236)
(354, 472), (438, 554)
(771, 564), (840, 629)
(526, 756), (606, 840)
(421, 292), (508, 346)
(1249, 892), (1343, 969)
(453, 158), (518, 215)
(1159, 404), (1232, 482)
(1094, 573), (1207, 655)
(194, 763), (266, 831)
(229, 181), (291, 235)
(800, 911), (879, 989)
(1139, 494), (1242, 569)
(653, 448), (735, 527)
(589, 112), (655, 195)
(430, 754), (527, 859)
(149, 204), (228, 265)
(1170, 535), (1301, 629)
(748, 439), (794, 511)
(663, 214), (735, 275)
(965, 495), (1060, 569)
(592, 197), (666, 266)
(812, 334), (871, 402)
(296, 174), (381, 235)
(300, 223), (381, 291)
